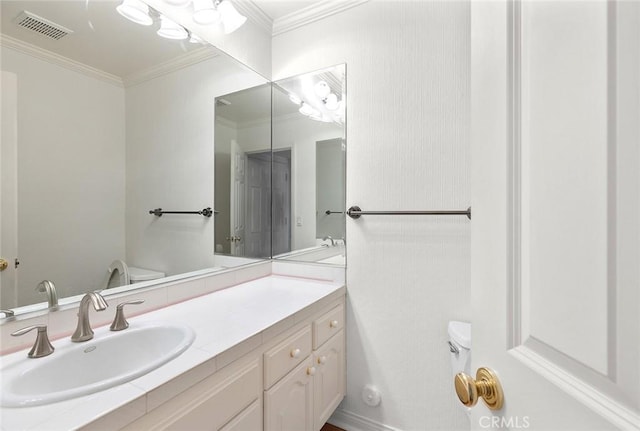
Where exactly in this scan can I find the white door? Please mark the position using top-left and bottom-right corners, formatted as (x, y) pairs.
(470, 1), (639, 430)
(0, 71), (19, 309)
(230, 139), (246, 257)
(246, 152), (271, 258)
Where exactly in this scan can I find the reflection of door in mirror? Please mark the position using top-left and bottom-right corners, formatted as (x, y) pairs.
(316, 139), (345, 240)
(1, 71), (19, 308)
(214, 84), (272, 259)
(272, 150), (292, 256)
(271, 64), (346, 263)
(230, 140), (246, 257)
(246, 151), (272, 257)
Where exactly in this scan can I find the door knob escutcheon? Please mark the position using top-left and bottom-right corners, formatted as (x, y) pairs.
(454, 367), (504, 410)
(0, 258), (8, 271)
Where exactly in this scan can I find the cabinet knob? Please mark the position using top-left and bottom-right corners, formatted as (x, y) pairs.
(317, 355), (327, 365)
(330, 320), (339, 328)
(290, 348), (301, 358)
(307, 366), (316, 376)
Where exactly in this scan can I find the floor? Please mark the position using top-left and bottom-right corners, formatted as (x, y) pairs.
(321, 424), (345, 431)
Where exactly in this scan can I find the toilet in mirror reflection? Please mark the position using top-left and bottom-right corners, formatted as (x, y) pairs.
(103, 260), (165, 289)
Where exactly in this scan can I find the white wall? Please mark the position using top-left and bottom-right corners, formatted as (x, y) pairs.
(1, 46), (126, 304)
(125, 54), (266, 276)
(273, 1), (471, 430)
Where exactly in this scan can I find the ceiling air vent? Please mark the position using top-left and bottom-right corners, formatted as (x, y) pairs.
(13, 11), (73, 40)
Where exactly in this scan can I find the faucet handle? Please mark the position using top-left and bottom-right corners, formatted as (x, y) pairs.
(0, 309), (15, 319)
(110, 299), (145, 331)
(11, 325), (55, 358)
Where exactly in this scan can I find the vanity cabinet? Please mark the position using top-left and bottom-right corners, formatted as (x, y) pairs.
(121, 357), (262, 431)
(264, 356), (315, 431)
(313, 330), (345, 430)
(112, 297), (344, 431)
(263, 304), (345, 431)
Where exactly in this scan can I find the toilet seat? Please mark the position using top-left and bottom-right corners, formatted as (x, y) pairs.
(104, 259), (130, 289)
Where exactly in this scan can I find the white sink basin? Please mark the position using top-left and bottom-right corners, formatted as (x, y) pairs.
(1, 322), (195, 407)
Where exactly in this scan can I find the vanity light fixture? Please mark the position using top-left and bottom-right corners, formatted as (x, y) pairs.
(192, 0), (221, 25)
(163, 0), (192, 6)
(189, 31), (205, 43)
(116, 0), (153, 26)
(292, 80), (344, 124)
(217, 0), (247, 34)
(157, 14), (189, 39)
(314, 81), (331, 98)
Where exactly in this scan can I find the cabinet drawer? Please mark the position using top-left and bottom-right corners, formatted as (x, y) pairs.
(313, 304), (344, 349)
(264, 326), (312, 389)
(122, 359), (260, 431)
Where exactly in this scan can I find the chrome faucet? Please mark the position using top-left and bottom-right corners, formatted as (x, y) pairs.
(323, 235), (335, 246)
(71, 291), (108, 342)
(0, 309), (15, 319)
(36, 280), (58, 310)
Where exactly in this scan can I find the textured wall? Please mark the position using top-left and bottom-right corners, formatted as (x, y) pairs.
(125, 55), (266, 276)
(273, 1), (471, 429)
(1, 46), (125, 304)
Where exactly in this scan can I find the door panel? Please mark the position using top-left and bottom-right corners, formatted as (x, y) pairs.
(0, 71), (19, 308)
(471, 1), (639, 429)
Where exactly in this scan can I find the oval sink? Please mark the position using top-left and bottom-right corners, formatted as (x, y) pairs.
(1, 322), (195, 407)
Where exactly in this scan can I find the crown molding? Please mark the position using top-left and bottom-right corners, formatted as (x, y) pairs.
(272, 0), (370, 36)
(235, 0), (273, 34)
(0, 33), (123, 87)
(122, 47), (219, 88)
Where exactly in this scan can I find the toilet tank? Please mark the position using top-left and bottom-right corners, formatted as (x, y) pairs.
(448, 321), (471, 377)
(128, 267), (165, 284)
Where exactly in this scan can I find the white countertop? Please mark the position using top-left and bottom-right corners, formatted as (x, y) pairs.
(0, 275), (344, 431)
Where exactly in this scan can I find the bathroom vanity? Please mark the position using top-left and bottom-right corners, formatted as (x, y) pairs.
(0, 270), (345, 431)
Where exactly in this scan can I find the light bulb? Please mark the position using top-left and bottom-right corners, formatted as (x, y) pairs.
(163, 0), (192, 6)
(189, 32), (205, 43)
(218, 0), (247, 34)
(299, 102), (315, 116)
(157, 15), (188, 39)
(324, 93), (339, 110)
(193, 0), (221, 25)
(314, 81), (331, 98)
(289, 94), (302, 105)
(116, 0), (153, 26)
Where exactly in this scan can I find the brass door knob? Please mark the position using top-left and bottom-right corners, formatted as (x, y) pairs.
(0, 258), (8, 271)
(454, 367), (504, 410)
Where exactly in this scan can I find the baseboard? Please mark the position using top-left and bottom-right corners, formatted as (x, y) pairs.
(328, 408), (401, 431)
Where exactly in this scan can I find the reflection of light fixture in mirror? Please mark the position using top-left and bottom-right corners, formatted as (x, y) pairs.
(193, 0), (221, 25)
(218, 0), (247, 34)
(314, 81), (331, 98)
(157, 15), (188, 39)
(163, 0), (192, 6)
(324, 93), (339, 110)
(299, 102), (316, 116)
(116, 0), (153, 26)
(189, 31), (205, 43)
(289, 94), (302, 105)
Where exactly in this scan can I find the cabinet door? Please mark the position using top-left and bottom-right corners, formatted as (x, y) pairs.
(313, 330), (345, 431)
(264, 357), (314, 431)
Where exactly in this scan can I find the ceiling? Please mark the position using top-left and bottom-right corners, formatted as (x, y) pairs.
(250, 0), (320, 21)
(0, 0), (208, 79)
(0, 0), (327, 80)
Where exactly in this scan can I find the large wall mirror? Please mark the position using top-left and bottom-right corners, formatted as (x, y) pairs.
(271, 65), (346, 265)
(214, 65), (346, 265)
(0, 0), (267, 313)
(214, 84), (272, 259)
